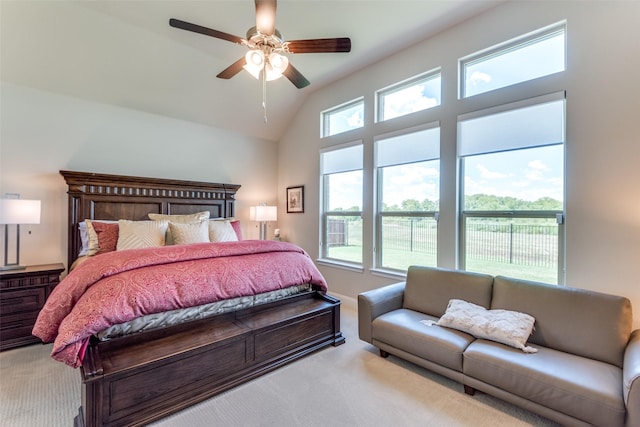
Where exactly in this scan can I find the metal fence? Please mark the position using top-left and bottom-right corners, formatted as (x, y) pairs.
(381, 218), (437, 255)
(329, 218), (558, 269)
(465, 222), (558, 268)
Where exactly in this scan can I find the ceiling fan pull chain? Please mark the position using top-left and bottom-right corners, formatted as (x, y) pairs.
(262, 67), (268, 124)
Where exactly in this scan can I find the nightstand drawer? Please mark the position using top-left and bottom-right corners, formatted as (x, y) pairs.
(0, 311), (40, 341)
(0, 263), (64, 351)
(0, 287), (46, 316)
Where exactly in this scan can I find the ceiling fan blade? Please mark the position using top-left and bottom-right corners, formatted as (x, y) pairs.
(255, 0), (276, 36)
(216, 57), (247, 80)
(170, 18), (245, 45)
(283, 63), (310, 89)
(285, 38), (351, 54)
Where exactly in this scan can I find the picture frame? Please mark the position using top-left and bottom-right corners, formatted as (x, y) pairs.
(286, 186), (304, 213)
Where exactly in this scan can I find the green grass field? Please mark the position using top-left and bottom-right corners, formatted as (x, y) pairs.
(327, 245), (558, 284)
(326, 217), (560, 284)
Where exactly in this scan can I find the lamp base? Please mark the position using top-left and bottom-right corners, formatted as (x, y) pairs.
(0, 264), (26, 271)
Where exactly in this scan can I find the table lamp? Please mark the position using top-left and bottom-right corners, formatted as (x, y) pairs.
(250, 205), (277, 240)
(0, 198), (41, 270)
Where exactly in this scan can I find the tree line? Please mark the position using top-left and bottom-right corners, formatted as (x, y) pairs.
(382, 194), (562, 212)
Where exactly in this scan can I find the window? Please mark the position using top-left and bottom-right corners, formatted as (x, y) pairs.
(376, 70), (441, 122)
(320, 142), (363, 264)
(458, 93), (565, 284)
(375, 124), (440, 271)
(460, 22), (566, 98)
(321, 98), (364, 137)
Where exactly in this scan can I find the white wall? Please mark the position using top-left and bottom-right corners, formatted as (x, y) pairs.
(278, 1), (640, 328)
(0, 83), (279, 269)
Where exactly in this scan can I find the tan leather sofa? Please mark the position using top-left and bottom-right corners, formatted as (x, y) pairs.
(358, 266), (640, 427)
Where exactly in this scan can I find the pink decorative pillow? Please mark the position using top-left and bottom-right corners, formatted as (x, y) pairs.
(230, 220), (243, 240)
(91, 221), (119, 255)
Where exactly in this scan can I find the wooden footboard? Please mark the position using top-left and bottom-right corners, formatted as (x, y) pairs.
(74, 291), (344, 427)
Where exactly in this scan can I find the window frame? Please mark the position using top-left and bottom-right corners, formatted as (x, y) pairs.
(319, 140), (364, 267)
(375, 68), (441, 123)
(320, 97), (365, 138)
(459, 21), (566, 99)
(374, 122), (440, 272)
(457, 92), (566, 284)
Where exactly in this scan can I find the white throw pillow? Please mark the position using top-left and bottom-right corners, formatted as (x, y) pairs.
(208, 220), (238, 242)
(117, 220), (168, 251)
(169, 221), (210, 245)
(148, 211), (210, 245)
(436, 299), (537, 353)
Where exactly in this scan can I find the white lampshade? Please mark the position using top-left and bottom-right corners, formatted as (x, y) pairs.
(244, 49), (265, 79)
(253, 205), (277, 222)
(0, 199), (41, 225)
(265, 53), (289, 81)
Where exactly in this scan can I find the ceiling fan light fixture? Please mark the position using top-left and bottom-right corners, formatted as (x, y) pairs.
(265, 52), (289, 81)
(269, 52), (288, 71)
(244, 49), (265, 79)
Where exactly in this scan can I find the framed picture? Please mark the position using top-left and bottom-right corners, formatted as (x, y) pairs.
(286, 186), (304, 213)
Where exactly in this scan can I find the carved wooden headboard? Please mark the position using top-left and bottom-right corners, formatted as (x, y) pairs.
(60, 170), (240, 269)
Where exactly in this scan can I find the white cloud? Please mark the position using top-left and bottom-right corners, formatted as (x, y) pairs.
(329, 171), (362, 210)
(477, 164), (511, 179)
(347, 111), (363, 127)
(390, 165), (438, 185)
(464, 148), (563, 202)
(382, 164), (439, 205)
(511, 180), (531, 188)
(464, 175), (497, 196)
(468, 70), (492, 85)
(528, 159), (549, 170)
(525, 159), (550, 181)
(384, 85), (438, 119)
(510, 187), (564, 202)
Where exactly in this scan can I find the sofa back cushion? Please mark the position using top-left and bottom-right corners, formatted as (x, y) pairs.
(403, 266), (494, 317)
(491, 276), (633, 368)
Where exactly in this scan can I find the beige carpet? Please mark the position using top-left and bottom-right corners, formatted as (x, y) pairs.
(0, 297), (559, 427)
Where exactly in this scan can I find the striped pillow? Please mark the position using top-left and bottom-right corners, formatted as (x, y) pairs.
(117, 220), (168, 250)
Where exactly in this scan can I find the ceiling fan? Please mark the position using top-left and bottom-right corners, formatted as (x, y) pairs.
(169, 0), (351, 89)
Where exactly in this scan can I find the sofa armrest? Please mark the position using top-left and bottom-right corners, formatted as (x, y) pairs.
(624, 329), (640, 427)
(357, 282), (406, 343)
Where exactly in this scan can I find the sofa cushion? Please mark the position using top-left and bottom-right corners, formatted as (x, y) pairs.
(437, 299), (537, 353)
(464, 339), (626, 427)
(403, 266), (494, 317)
(372, 308), (475, 372)
(491, 276), (633, 368)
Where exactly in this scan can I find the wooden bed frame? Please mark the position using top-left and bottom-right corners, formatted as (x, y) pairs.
(60, 170), (344, 427)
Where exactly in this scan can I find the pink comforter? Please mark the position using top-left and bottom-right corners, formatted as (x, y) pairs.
(32, 240), (327, 367)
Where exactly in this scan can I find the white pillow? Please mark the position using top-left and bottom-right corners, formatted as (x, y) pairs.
(169, 221), (210, 245)
(437, 299), (537, 353)
(208, 220), (238, 242)
(148, 211), (210, 245)
(117, 220), (168, 251)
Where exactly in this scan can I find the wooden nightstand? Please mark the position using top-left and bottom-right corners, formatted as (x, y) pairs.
(0, 263), (65, 351)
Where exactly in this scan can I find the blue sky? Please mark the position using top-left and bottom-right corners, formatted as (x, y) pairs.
(464, 145), (564, 202)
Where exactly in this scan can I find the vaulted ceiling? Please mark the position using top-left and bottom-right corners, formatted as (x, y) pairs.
(1, 0), (502, 141)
